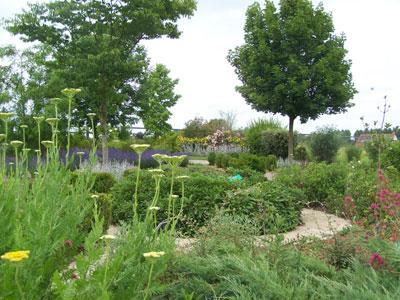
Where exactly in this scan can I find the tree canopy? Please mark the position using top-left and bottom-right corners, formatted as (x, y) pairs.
(5, 0), (196, 160)
(228, 0), (356, 158)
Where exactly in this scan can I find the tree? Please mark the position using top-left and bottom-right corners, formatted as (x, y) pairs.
(228, 0), (356, 159)
(6, 0), (196, 161)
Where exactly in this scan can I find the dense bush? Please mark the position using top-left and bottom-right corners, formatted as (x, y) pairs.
(207, 152), (216, 165)
(152, 132), (182, 152)
(260, 129), (290, 158)
(310, 127), (342, 162)
(111, 169), (234, 235)
(214, 152), (272, 172)
(276, 162), (347, 212)
(92, 172), (117, 193)
(244, 118), (283, 154)
(345, 144), (362, 162)
(294, 143), (311, 162)
(382, 141), (400, 171)
(223, 181), (305, 233)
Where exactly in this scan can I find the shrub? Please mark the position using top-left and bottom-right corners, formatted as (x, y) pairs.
(152, 132), (182, 152)
(207, 152), (216, 165)
(260, 129), (291, 158)
(92, 172), (117, 193)
(223, 181), (306, 233)
(294, 143), (311, 162)
(244, 118), (283, 154)
(276, 162), (347, 212)
(111, 170), (234, 235)
(265, 154), (278, 171)
(310, 127), (341, 163)
(382, 141), (400, 171)
(345, 144), (362, 162)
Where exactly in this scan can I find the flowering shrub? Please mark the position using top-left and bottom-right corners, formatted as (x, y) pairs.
(178, 130), (245, 154)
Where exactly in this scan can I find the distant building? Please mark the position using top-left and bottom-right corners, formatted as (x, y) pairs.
(355, 132), (398, 147)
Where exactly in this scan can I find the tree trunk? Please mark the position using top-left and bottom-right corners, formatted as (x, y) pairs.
(288, 116), (296, 161)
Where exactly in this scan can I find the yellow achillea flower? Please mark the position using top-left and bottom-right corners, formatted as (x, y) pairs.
(130, 144), (150, 154)
(1, 250), (30, 262)
(143, 251), (165, 259)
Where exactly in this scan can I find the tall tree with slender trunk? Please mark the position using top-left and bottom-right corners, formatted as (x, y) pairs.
(7, 0), (196, 161)
(228, 0), (356, 159)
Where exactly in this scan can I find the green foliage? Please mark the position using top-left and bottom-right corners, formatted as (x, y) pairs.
(244, 118), (283, 154)
(81, 193), (113, 232)
(6, 0), (196, 159)
(261, 129), (291, 158)
(276, 162), (347, 212)
(207, 152), (216, 165)
(151, 132), (181, 152)
(294, 143), (311, 161)
(183, 117), (210, 138)
(111, 169), (233, 235)
(223, 181), (305, 233)
(265, 154), (278, 171)
(228, 0), (356, 158)
(214, 152), (272, 172)
(345, 144), (362, 162)
(345, 162), (377, 218)
(0, 166), (93, 298)
(310, 127), (342, 163)
(92, 172), (117, 194)
(382, 141), (400, 171)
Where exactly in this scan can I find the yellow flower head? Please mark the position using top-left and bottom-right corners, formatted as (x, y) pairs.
(22, 148), (31, 153)
(41, 140), (54, 148)
(20, 124), (28, 129)
(76, 151), (85, 156)
(143, 251), (165, 259)
(0, 112), (15, 121)
(100, 234), (116, 240)
(163, 155), (187, 167)
(10, 140), (23, 148)
(91, 194), (100, 199)
(87, 113), (96, 119)
(148, 206), (160, 211)
(62, 88), (82, 98)
(33, 116), (45, 123)
(130, 144), (150, 154)
(152, 153), (165, 164)
(148, 169), (164, 175)
(46, 118), (59, 126)
(50, 97), (62, 103)
(1, 250), (30, 262)
(176, 175), (190, 181)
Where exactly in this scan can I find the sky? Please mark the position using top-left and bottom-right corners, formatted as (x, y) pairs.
(0, 0), (399, 134)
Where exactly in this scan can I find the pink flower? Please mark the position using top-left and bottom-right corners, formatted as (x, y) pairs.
(71, 272), (80, 280)
(64, 240), (73, 248)
(369, 253), (384, 268)
(370, 203), (379, 210)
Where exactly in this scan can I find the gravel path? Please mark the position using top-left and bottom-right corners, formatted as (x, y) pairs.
(175, 208), (351, 251)
(189, 159), (209, 165)
(106, 209), (351, 252)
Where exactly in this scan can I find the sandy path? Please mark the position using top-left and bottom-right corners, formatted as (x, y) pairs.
(175, 208), (351, 251)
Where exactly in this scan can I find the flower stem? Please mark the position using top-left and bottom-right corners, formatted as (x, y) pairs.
(66, 96), (72, 159)
(15, 265), (25, 300)
(144, 263), (154, 300)
(133, 154), (142, 218)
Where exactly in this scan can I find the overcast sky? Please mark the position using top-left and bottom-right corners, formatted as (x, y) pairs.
(1, 0), (399, 133)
